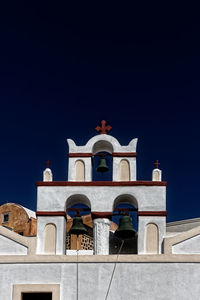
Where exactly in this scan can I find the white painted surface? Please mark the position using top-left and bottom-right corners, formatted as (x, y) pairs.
(37, 217), (66, 255)
(0, 235), (27, 255)
(37, 185), (166, 212)
(173, 234), (200, 254)
(43, 168), (53, 182)
(113, 157), (136, 181)
(67, 135), (137, 182)
(138, 216), (166, 254)
(68, 157), (92, 181)
(93, 218), (110, 255)
(67, 135), (138, 153)
(66, 250), (93, 255)
(1, 262), (200, 299)
(152, 168), (162, 181)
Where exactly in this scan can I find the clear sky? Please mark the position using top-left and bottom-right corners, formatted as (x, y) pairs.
(0, 2), (199, 222)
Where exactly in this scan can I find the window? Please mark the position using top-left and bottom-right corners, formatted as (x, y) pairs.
(2, 213), (9, 223)
(13, 284), (60, 300)
(22, 293), (52, 300)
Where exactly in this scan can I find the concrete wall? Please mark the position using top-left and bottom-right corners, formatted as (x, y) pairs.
(0, 235), (27, 255)
(173, 235), (200, 254)
(37, 186), (166, 212)
(1, 258), (200, 300)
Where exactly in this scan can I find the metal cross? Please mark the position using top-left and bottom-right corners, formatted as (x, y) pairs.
(46, 160), (50, 168)
(95, 120), (112, 134)
(154, 160), (160, 169)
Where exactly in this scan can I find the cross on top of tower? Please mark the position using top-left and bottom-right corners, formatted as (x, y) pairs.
(46, 160), (50, 168)
(154, 160), (160, 169)
(95, 120), (112, 134)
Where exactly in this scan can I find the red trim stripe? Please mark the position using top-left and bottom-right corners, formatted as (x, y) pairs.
(68, 152), (137, 157)
(112, 152), (137, 157)
(36, 181), (167, 187)
(92, 212), (113, 220)
(68, 153), (93, 157)
(36, 211), (66, 218)
(138, 211), (167, 216)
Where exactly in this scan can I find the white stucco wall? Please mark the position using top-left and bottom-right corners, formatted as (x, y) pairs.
(36, 217), (66, 255)
(37, 185), (166, 212)
(138, 216), (166, 254)
(68, 157), (92, 181)
(0, 235), (27, 255)
(112, 157), (136, 181)
(67, 135), (138, 154)
(1, 260), (200, 300)
(173, 235), (200, 254)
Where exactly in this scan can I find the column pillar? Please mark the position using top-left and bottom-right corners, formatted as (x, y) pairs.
(93, 218), (111, 255)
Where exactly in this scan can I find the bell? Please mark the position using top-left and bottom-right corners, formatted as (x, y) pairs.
(69, 216), (88, 235)
(96, 157), (109, 173)
(114, 215), (137, 240)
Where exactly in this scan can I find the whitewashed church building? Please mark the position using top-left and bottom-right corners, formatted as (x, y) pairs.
(1, 120), (200, 300)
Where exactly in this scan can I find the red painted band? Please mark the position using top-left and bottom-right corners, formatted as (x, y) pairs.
(36, 181), (167, 187)
(92, 212), (113, 220)
(138, 211), (167, 216)
(68, 152), (137, 157)
(112, 152), (137, 157)
(68, 153), (93, 157)
(36, 211), (67, 218)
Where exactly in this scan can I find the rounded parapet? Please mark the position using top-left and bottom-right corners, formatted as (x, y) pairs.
(67, 135), (138, 154)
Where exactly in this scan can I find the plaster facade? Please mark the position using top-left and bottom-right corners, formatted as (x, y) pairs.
(0, 259), (200, 300)
(0, 203), (37, 236)
(1, 126), (200, 299)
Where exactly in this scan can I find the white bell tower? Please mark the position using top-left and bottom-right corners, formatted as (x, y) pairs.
(36, 120), (167, 255)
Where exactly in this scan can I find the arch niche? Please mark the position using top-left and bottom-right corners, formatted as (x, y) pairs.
(145, 223), (159, 254)
(75, 160), (85, 181)
(119, 159), (130, 181)
(66, 195), (92, 251)
(92, 140), (113, 181)
(111, 194), (138, 255)
(44, 223), (57, 254)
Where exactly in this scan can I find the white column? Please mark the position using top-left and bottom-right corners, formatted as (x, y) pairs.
(93, 218), (110, 255)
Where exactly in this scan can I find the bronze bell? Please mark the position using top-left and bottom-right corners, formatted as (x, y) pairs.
(114, 215), (137, 240)
(69, 216), (87, 235)
(96, 156), (109, 173)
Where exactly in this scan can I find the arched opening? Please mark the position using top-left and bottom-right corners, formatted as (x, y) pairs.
(66, 195), (93, 252)
(75, 160), (85, 181)
(92, 140), (113, 181)
(145, 223), (159, 254)
(119, 159), (130, 181)
(44, 223), (56, 254)
(92, 140), (113, 155)
(110, 194), (138, 254)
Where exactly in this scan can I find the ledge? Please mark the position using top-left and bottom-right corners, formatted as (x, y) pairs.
(36, 181), (167, 187)
(0, 254), (200, 264)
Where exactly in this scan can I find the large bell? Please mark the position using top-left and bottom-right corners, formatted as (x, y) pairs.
(69, 216), (88, 235)
(96, 157), (109, 173)
(114, 215), (137, 240)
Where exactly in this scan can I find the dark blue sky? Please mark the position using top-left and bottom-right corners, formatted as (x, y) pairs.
(0, 2), (200, 222)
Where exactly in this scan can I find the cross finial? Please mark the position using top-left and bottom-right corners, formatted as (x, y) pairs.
(46, 160), (50, 168)
(95, 120), (112, 134)
(154, 160), (160, 169)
